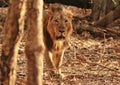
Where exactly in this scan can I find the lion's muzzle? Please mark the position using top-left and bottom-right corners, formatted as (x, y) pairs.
(56, 35), (65, 40)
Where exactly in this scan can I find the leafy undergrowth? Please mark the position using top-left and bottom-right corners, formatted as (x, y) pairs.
(0, 7), (120, 85)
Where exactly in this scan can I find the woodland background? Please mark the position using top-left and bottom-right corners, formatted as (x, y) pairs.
(0, 0), (120, 85)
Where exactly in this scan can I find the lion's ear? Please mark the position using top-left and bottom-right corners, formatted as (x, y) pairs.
(65, 7), (73, 20)
(66, 10), (73, 20)
(44, 8), (53, 19)
(44, 4), (54, 16)
(49, 3), (63, 13)
(68, 11), (73, 18)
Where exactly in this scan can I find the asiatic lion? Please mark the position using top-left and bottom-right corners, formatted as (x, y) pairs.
(43, 4), (73, 77)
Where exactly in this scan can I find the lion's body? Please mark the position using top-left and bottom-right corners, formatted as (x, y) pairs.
(43, 4), (73, 76)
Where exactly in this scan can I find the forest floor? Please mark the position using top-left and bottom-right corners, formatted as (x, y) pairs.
(0, 7), (120, 85)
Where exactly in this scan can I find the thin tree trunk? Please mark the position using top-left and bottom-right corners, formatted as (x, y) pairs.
(0, 0), (26, 85)
(25, 0), (44, 85)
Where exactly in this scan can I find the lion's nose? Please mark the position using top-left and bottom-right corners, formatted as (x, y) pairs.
(59, 29), (65, 33)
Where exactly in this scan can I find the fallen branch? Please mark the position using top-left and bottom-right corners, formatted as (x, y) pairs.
(94, 9), (120, 27)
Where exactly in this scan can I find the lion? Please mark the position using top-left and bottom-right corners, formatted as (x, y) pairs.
(43, 4), (73, 77)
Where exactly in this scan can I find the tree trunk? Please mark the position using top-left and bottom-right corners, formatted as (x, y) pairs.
(25, 0), (44, 85)
(0, 0), (44, 85)
(0, 0), (26, 85)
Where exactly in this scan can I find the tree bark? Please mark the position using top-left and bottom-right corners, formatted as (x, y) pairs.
(0, 0), (26, 85)
(0, 0), (44, 85)
(25, 0), (44, 85)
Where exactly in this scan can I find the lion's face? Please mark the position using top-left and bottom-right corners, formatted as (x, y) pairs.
(47, 8), (73, 41)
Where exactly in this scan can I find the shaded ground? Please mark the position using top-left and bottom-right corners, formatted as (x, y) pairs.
(12, 33), (120, 85)
(0, 7), (120, 85)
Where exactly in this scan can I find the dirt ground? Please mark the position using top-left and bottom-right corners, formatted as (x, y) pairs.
(14, 33), (120, 85)
(0, 7), (120, 85)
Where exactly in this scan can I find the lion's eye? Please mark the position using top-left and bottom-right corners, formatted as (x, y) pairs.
(65, 19), (68, 23)
(55, 19), (59, 24)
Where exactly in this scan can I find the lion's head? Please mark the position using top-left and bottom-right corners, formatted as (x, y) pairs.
(46, 5), (73, 41)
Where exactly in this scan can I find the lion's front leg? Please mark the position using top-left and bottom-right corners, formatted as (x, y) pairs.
(45, 50), (65, 78)
(44, 50), (55, 69)
(52, 50), (65, 78)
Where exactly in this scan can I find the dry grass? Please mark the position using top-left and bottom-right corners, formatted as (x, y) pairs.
(14, 31), (120, 85)
(42, 35), (120, 85)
